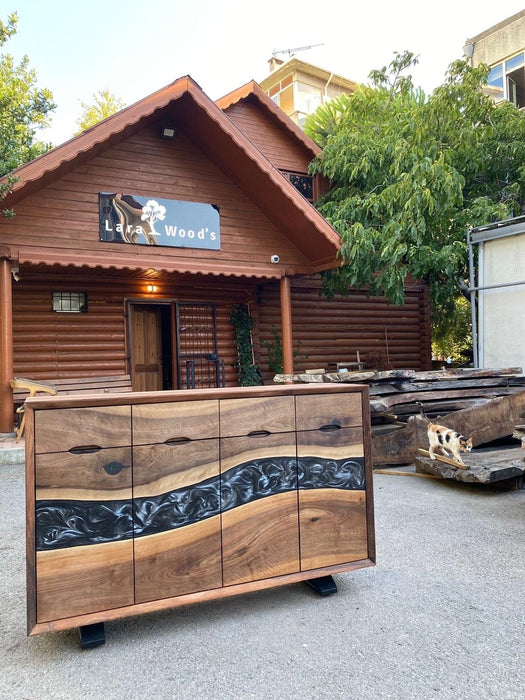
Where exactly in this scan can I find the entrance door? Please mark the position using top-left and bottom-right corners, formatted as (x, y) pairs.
(129, 305), (165, 392)
(128, 301), (223, 392)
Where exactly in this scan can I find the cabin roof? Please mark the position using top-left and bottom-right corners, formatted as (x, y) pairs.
(2, 76), (341, 276)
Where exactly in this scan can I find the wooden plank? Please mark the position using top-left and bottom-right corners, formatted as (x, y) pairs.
(417, 448), (467, 469)
(415, 449), (525, 484)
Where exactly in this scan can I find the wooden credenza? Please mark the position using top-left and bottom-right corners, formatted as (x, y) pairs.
(24, 384), (375, 643)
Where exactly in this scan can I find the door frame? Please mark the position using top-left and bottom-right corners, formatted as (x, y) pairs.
(126, 299), (178, 391)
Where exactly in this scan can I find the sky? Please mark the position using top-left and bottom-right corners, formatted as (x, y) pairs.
(5, 0), (525, 146)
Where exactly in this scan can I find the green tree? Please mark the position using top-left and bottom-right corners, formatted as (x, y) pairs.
(0, 12), (55, 216)
(305, 52), (525, 337)
(75, 89), (125, 134)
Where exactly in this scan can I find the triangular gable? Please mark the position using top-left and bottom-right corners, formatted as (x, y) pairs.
(216, 80), (321, 159)
(2, 76), (340, 273)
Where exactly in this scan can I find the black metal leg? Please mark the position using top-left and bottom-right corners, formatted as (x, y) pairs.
(79, 622), (105, 649)
(305, 575), (338, 596)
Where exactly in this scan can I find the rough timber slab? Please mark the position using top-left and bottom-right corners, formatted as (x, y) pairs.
(414, 448), (525, 485)
(372, 391), (525, 465)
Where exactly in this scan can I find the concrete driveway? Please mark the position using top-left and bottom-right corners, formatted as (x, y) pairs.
(1, 458), (523, 700)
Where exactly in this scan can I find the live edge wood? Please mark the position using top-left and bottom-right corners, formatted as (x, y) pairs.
(25, 384), (375, 637)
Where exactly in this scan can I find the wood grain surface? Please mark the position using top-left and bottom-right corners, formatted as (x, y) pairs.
(36, 540), (134, 622)
(133, 440), (219, 498)
(132, 400), (219, 444)
(299, 489), (368, 570)
(134, 515), (222, 603)
(34, 405), (131, 453)
(222, 491), (300, 586)
(295, 392), (362, 431)
(219, 395), (295, 437)
(35, 447), (132, 501)
(296, 426), (364, 461)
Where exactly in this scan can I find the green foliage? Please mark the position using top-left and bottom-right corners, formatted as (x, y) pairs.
(229, 304), (261, 386)
(305, 51), (525, 337)
(75, 89), (126, 134)
(432, 296), (472, 363)
(0, 12), (55, 216)
(260, 328), (308, 374)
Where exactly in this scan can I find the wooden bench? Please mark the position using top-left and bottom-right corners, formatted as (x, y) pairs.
(11, 375), (133, 442)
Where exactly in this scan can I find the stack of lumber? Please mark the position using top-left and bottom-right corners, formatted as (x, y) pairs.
(274, 367), (525, 465)
(275, 366), (525, 427)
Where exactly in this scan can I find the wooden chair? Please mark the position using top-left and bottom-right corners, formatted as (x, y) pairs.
(10, 378), (57, 442)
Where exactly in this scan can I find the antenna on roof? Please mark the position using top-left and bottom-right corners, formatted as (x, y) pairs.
(272, 43), (324, 58)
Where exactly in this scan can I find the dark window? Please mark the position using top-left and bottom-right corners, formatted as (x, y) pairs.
(52, 292), (88, 313)
(282, 171), (314, 201)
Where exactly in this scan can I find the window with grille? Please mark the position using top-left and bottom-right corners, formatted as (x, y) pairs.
(52, 292), (88, 313)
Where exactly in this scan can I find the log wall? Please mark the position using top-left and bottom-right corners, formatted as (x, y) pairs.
(12, 270), (257, 386)
(255, 277), (432, 378)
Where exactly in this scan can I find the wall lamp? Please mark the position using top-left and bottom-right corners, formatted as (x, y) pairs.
(160, 126), (176, 140)
(146, 284), (158, 293)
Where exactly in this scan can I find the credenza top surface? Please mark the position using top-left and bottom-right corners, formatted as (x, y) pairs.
(25, 383), (369, 412)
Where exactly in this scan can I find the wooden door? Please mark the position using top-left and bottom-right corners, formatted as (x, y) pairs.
(220, 432), (299, 586)
(33, 406), (133, 623)
(130, 305), (163, 391)
(296, 427), (368, 570)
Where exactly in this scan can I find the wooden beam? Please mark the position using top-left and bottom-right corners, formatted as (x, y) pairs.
(0, 257), (14, 434)
(280, 276), (294, 375)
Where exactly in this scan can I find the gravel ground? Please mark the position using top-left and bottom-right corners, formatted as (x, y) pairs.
(0, 459), (523, 700)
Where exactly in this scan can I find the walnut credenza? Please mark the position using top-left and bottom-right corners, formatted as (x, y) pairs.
(24, 384), (375, 646)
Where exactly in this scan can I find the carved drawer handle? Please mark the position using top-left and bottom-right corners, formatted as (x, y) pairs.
(248, 430), (271, 438)
(319, 424), (341, 432)
(68, 445), (102, 454)
(164, 437), (192, 445)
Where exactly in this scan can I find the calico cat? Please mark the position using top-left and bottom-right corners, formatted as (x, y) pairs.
(417, 402), (473, 465)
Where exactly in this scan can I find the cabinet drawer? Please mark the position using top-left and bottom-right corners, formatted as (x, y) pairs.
(36, 447), (132, 499)
(132, 400), (219, 444)
(295, 392), (362, 431)
(220, 396), (295, 437)
(34, 406), (131, 454)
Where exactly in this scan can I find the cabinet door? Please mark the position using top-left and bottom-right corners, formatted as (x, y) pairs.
(133, 439), (222, 602)
(297, 426), (368, 571)
(35, 447), (134, 622)
(220, 432), (299, 586)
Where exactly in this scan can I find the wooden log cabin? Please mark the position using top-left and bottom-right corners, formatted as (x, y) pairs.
(0, 76), (431, 435)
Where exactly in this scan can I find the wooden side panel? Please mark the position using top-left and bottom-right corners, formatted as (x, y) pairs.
(133, 439), (221, 602)
(220, 432), (299, 586)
